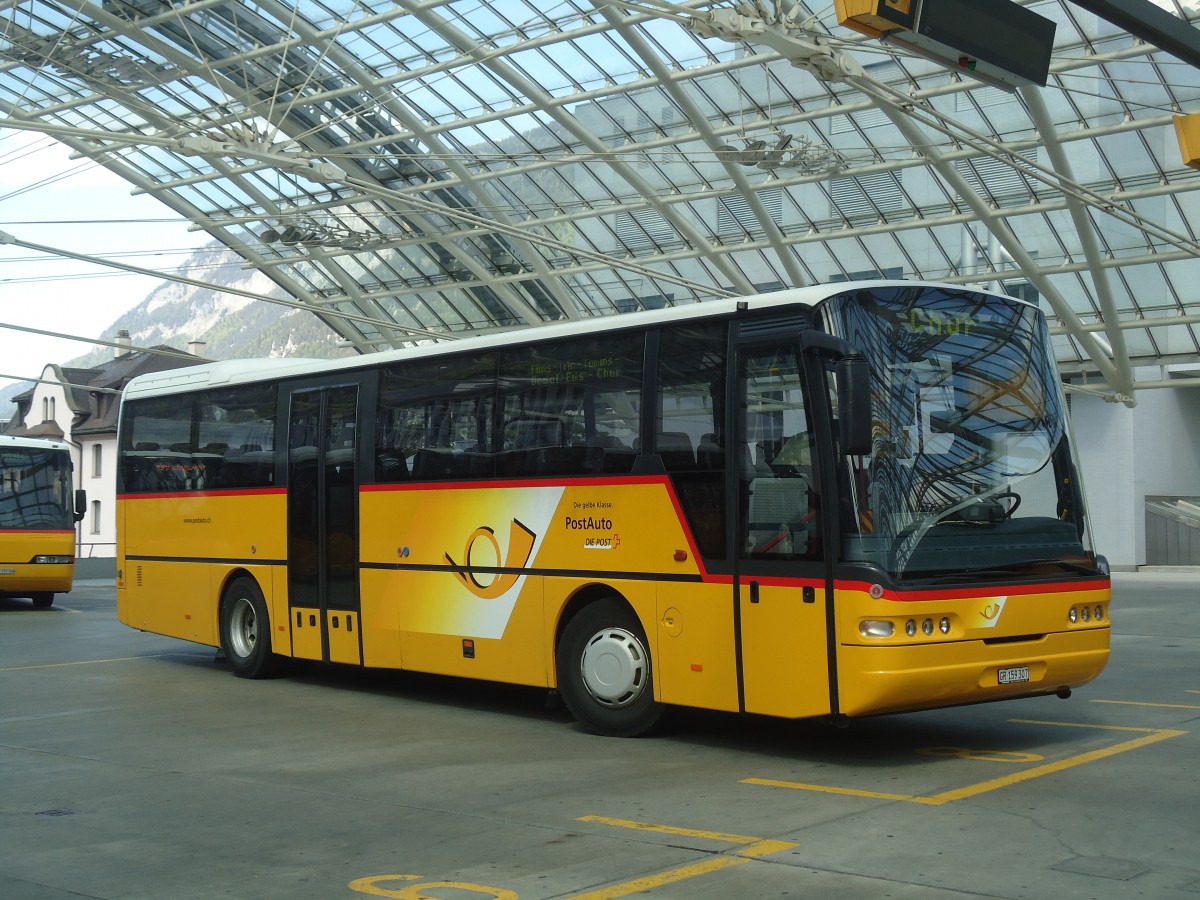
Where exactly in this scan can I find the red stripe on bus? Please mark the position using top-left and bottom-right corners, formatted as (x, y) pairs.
(841, 578), (1108, 601)
(360, 474), (667, 492)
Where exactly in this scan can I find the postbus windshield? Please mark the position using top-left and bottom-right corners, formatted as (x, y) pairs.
(822, 285), (1095, 581)
(0, 446), (75, 531)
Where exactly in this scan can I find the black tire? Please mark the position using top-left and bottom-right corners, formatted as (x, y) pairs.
(31, 593), (53, 609)
(556, 598), (662, 737)
(218, 576), (282, 678)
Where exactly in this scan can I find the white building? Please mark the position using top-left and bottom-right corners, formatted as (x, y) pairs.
(2, 339), (202, 559)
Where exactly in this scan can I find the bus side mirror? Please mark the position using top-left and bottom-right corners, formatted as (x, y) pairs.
(836, 356), (872, 456)
(74, 489), (87, 523)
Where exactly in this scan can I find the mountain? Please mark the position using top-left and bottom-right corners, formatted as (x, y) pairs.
(1, 243), (355, 419)
(65, 244), (357, 369)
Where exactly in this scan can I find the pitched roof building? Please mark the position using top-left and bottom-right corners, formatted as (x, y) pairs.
(2, 337), (204, 558)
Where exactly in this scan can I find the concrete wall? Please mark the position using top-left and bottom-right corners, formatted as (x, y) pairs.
(1072, 380), (1200, 570)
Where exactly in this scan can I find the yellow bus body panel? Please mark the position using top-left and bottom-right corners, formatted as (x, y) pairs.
(290, 607), (324, 660)
(0, 530), (75, 594)
(655, 580), (739, 713)
(360, 479), (695, 692)
(325, 609), (360, 664)
(835, 582), (1111, 716)
(739, 579), (831, 718)
(117, 491), (286, 647)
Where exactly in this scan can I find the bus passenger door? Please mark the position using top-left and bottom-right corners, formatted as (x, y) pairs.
(735, 341), (831, 719)
(287, 384), (362, 665)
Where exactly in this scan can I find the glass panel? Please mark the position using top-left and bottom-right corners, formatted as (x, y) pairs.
(8, 0), (1200, 388)
(822, 285), (1094, 580)
(324, 386), (359, 612)
(498, 330), (644, 477)
(119, 386), (276, 493)
(0, 447), (73, 529)
(657, 321), (727, 558)
(197, 386), (278, 489)
(738, 345), (820, 562)
(288, 391), (322, 611)
(377, 352), (499, 481)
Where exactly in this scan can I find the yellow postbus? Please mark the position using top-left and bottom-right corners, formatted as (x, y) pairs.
(1, 435), (85, 608)
(116, 283), (1110, 735)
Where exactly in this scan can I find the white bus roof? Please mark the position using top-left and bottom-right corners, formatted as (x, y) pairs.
(120, 280), (1009, 400)
(0, 434), (71, 453)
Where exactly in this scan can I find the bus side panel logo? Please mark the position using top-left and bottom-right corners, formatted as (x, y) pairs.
(445, 519), (537, 600)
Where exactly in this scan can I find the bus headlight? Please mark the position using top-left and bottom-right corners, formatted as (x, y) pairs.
(1068, 607), (1078, 623)
(860, 620), (895, 638)
(939, 617), (951, 634)
(33, 555), (71, 564)
(905, 619), (917, 637)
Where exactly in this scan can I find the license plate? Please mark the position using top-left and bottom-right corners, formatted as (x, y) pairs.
(0, 568), (14, 575)
(998, 665), (1030, 685)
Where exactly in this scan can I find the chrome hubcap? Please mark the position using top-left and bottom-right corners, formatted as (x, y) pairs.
(579, 627), (648, 709)
(228, 597), (258, 659)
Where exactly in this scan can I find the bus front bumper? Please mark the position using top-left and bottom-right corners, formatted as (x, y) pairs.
(837, 628), (1110, 718)
(0, 561), (75, 595)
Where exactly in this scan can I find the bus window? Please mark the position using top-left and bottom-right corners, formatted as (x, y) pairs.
(656, 322), (727, 558)
(119, 385), (276, 493)
(739, 346), (820, 561)
(498, 332), (643, 477)
(377, 353), (499, 481)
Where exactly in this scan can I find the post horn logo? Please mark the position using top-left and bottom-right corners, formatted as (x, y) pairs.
(980, 597), (1007, 622)
(445, 519), (537, 599)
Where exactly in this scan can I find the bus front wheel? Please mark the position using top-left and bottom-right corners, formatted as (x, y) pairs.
(556, 598), (662, 737)
(31, 593), (53, 609)
(219, 577), (282, 679)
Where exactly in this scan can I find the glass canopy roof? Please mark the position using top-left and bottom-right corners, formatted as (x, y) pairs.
(3, 0), (1200, 403)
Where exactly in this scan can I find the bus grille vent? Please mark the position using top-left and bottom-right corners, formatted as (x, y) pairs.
(137, 565), (143, 587)
(983, 633), (1045, 645)
(737, 312), (810, 337)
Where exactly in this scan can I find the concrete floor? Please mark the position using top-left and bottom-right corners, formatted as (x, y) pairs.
(1, 572), (1197, 900)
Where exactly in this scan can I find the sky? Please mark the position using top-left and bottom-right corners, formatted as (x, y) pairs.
(0, 130), (212, 394)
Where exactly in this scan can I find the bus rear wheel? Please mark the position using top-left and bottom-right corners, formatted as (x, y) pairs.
(556, 598), (662, 737)
(31, 593), (53, 609)
(219, 576), (282, 679)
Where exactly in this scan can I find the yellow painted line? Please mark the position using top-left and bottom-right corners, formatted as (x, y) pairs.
(740, 779), (936, 804)
(925, 728), (1184, 804)
(569, 856), (747, 900)
(737, 839), (797, 859)
(1090, 699), (1200, 710)
(572, 816), (797, 900)
(576, 815), (761, 846)
(1008, 718), (1162, 733)
(744, 727), (1185, 806)
(0, 653), (177, 672)
(916, 746), (1043, 763)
